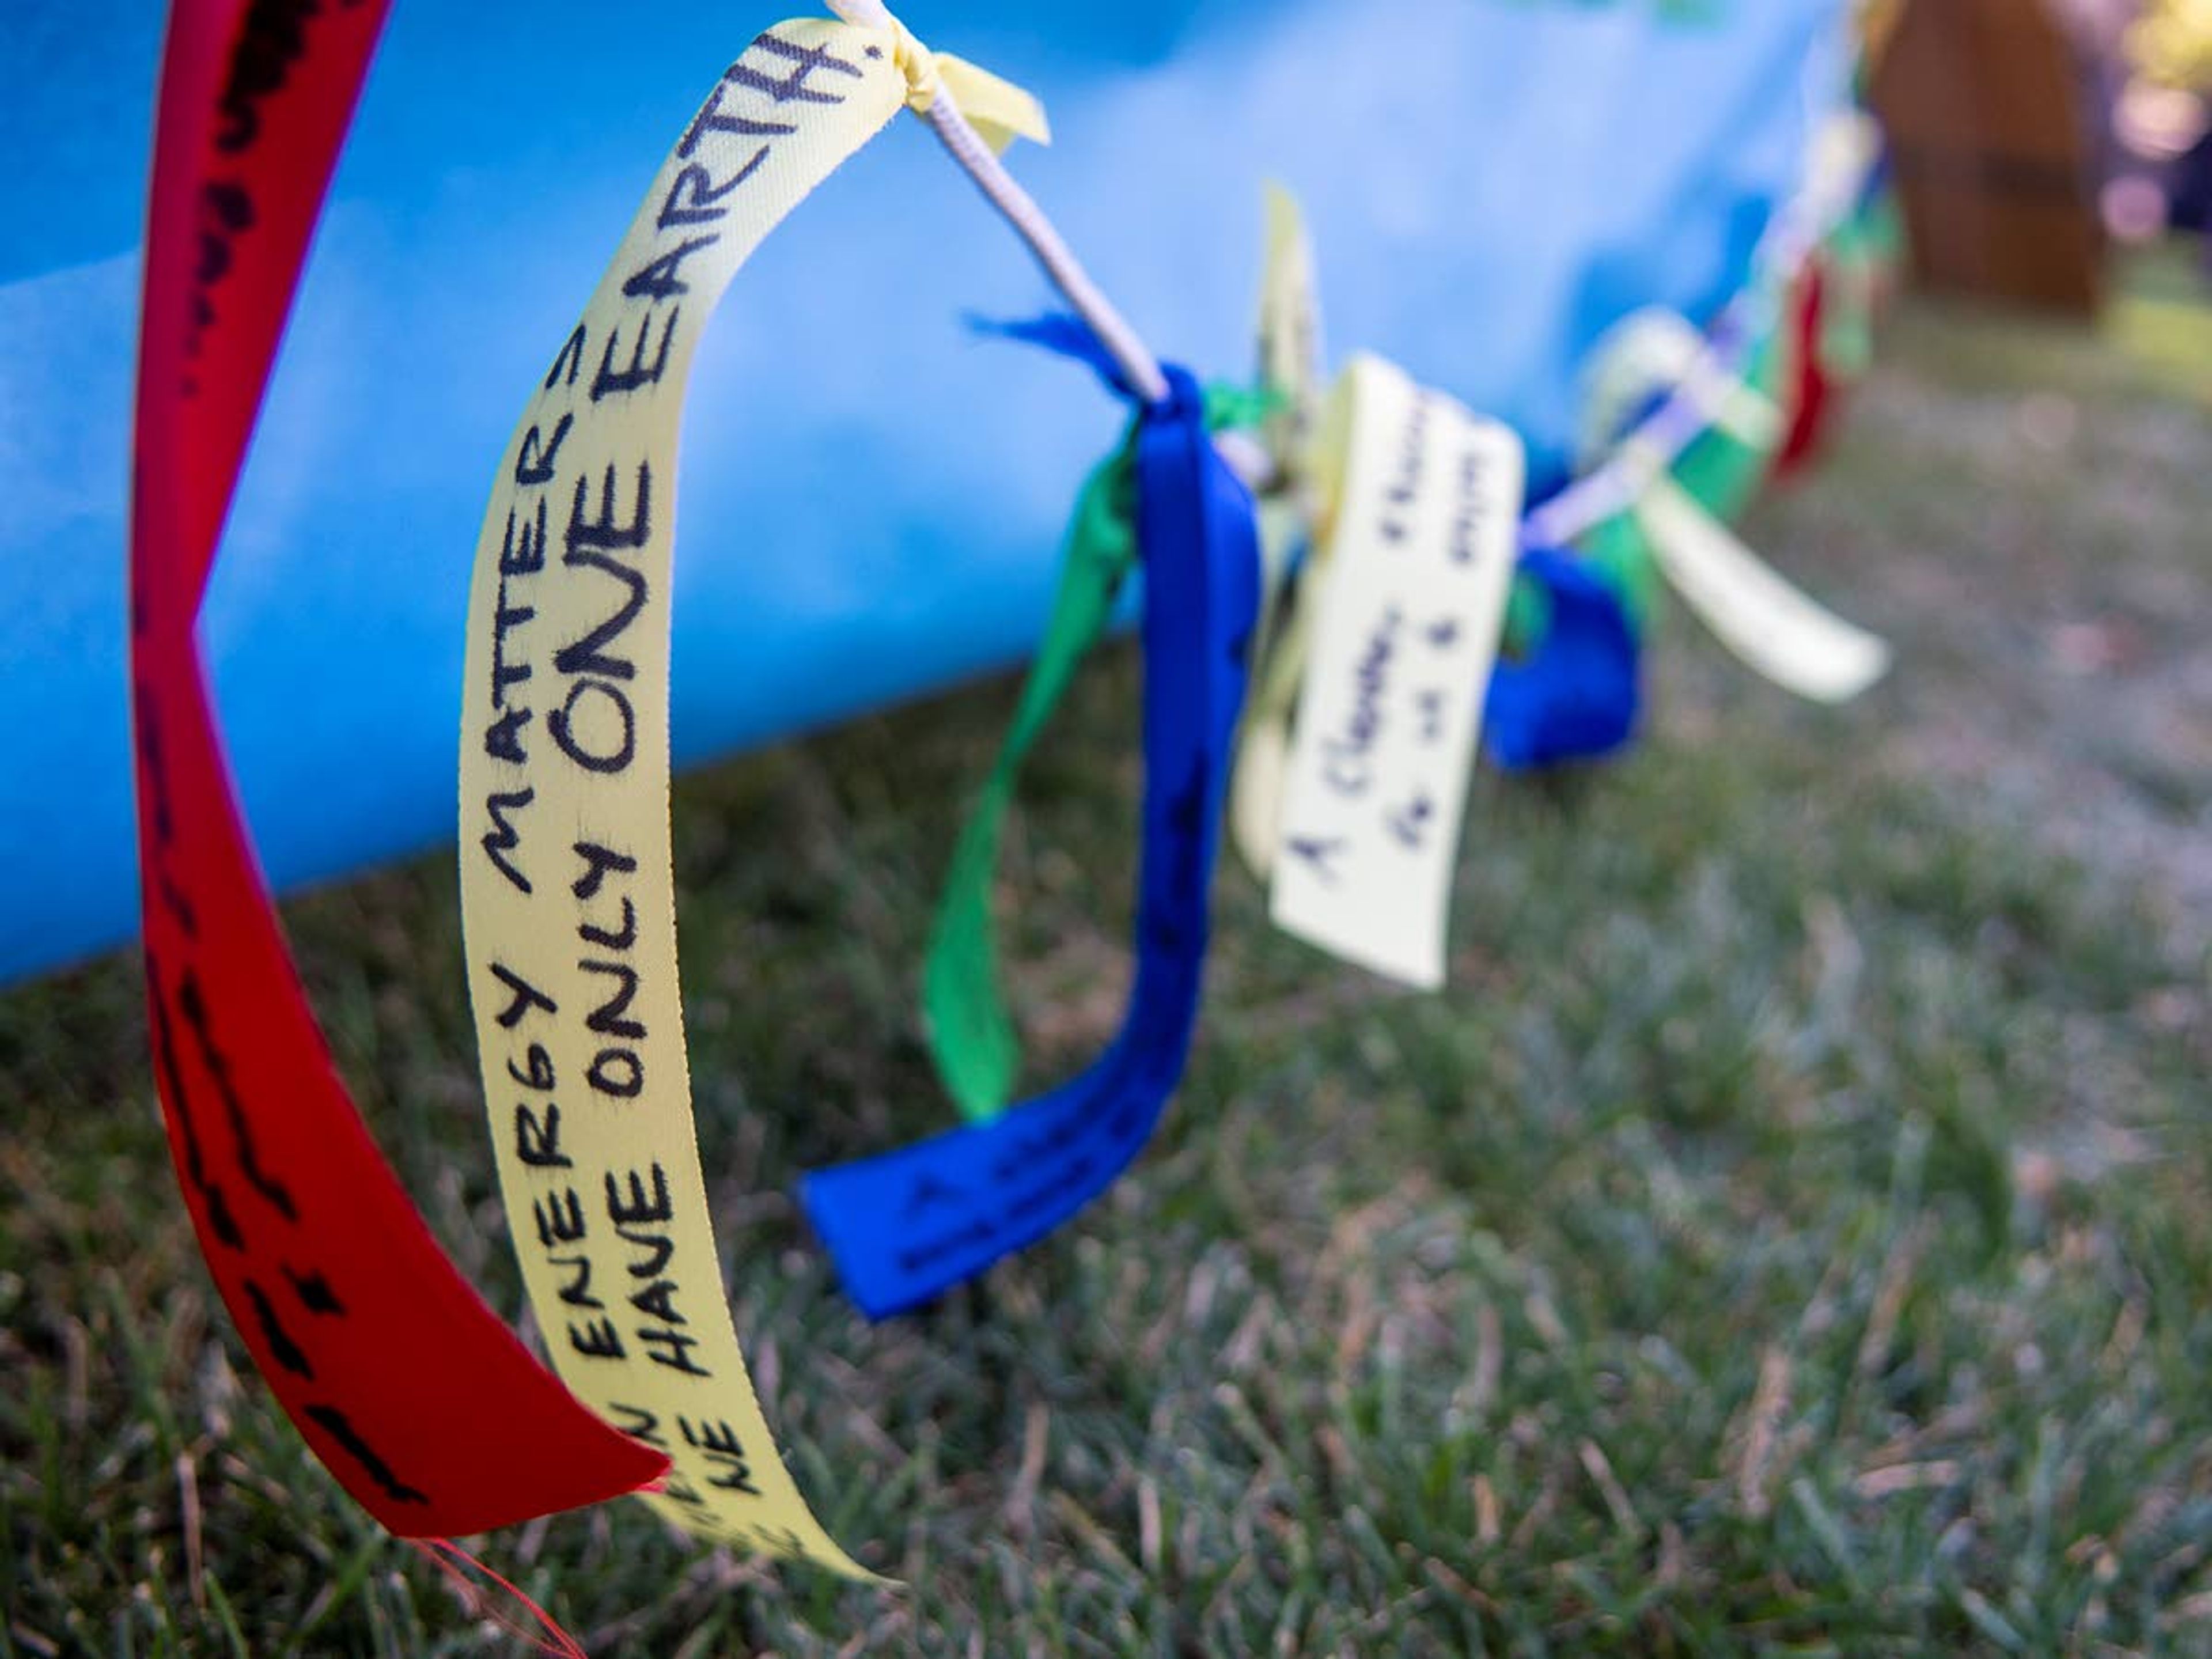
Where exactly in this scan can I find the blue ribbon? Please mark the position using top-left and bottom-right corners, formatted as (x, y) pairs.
(1487, 547), (1642, 771)
(801, 358), (1260, 1319)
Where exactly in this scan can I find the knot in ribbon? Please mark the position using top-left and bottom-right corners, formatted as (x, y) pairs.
(885, 18), (942, 114)
(825, 1), (1050, 151)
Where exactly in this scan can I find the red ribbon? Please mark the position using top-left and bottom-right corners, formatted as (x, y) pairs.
(131, 0), (665, 1534)
(1776, 266), (1835, 478)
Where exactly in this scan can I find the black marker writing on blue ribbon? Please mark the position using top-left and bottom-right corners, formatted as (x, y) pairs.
(800, 361), (1259, 1319)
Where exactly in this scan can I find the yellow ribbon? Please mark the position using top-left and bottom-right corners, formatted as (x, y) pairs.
(458, 14), (1043, 1580)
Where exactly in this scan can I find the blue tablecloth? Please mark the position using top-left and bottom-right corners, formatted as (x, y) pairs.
(0, 0), (1844, 980)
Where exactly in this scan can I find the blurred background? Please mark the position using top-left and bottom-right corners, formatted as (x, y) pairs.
(1867, 0), (2211, 308)
(2, 1), (2209, 1653)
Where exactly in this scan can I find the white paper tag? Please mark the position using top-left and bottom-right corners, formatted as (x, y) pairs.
(1637, 473), (1891, 704)
(1268, 355), (1526, 989)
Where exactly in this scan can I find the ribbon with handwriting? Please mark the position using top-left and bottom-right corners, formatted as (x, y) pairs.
(131, 0), (666, 1536)
(802, 358), (1260, 1319)
(456, 12), (1043, 1574)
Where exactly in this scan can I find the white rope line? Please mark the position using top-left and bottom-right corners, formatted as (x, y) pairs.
(921, 96), (1172, 407)
(1526, 95), (1876, 549)
(827, 0), (1172, 407)
(832, 0), (1861, 535)
(1210, 429), (1276, 494)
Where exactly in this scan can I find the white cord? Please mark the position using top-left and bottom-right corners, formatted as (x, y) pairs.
(921, 94), (1171, 407)
(1528, 93), (1874, 549)
(1211, 430), (1276, 494)
(825, 0), (1171, 406)
(824, 0), (897, 28)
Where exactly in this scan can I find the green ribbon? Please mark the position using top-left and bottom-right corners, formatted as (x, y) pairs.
(1570, 314), (1789, 630)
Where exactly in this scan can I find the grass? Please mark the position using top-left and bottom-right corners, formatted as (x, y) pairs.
(3, 247), (2210, 1655)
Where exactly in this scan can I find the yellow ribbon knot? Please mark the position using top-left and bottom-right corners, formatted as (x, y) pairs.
(885, 18), (942, 113)
(826, 1), (1051, 153)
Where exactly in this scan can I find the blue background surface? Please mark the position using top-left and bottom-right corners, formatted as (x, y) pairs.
(0, 0), (1844, 980)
